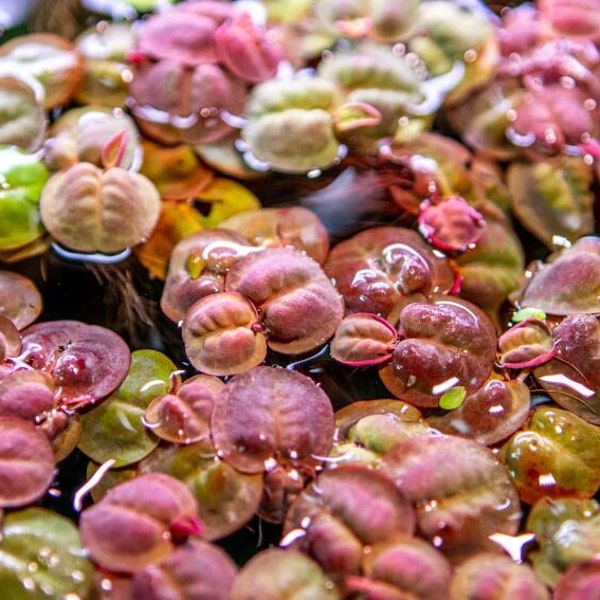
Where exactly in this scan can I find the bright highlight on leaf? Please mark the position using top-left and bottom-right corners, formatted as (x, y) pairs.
(439, 386), (467, 410)
(511, 307), (547, 323)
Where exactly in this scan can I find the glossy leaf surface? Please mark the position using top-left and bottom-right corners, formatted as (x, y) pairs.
(502, 406), (600, 504)
(379, 296), (497, 408)
(324, 226), (455, 322)
(225, 247), (344, 355)
(19, 319), (131, 409)
(379, 433), (521, 562)
(78, 349), (178, 467)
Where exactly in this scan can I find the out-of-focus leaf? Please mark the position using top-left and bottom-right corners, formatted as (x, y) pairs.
(0, 507), (93, 599)
(507, 157), (595, 248)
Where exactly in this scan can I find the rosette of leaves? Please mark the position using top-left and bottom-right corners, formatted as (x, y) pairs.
(316, 42), (432, 151)
(314, 0), (420, 41)
(323, 226), (456, 323)
(210, 366), (335, 475)
(0, 146), (49, 263)
(282, 464), (416, 575)
(127, 1), (284, 145)
(445, 3), (600, 161)
(361, 296), (495, 408)
(39, 129), (161, 254)
(240, 76), (375, 174)
(18, 319), (131, 410)
(44, 106), (142, 172)
(379, 432), (522, 563)
(79, 472), (203, 573)
(182, 247), (344, 375)
(502, 406), (600, 505)
(408, 0), (500, 106)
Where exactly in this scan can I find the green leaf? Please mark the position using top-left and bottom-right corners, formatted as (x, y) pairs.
(439, 386), (467, 410)
(0, 508), (93, 599)
(511, 307), (547, 323)
(78, 349), (180, 468)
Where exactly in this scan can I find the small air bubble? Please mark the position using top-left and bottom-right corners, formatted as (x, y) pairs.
(463, 48), (477, 62)
(559, 76), (576, 89)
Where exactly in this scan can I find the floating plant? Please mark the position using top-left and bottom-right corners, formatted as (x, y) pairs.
(1, 0), (600, 596)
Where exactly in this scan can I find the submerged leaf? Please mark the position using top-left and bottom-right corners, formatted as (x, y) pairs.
(507, 157), (595, 248)
(0, 508), (93, 598)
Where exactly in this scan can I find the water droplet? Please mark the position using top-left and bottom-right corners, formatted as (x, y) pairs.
(27, 562), (38, 573)
(392, 43), (406, 56)
(432, 535), (443, 547)
(100, 578), (113, 591)
(71, 570), (86, 583)
(560, 75), (576, 89)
